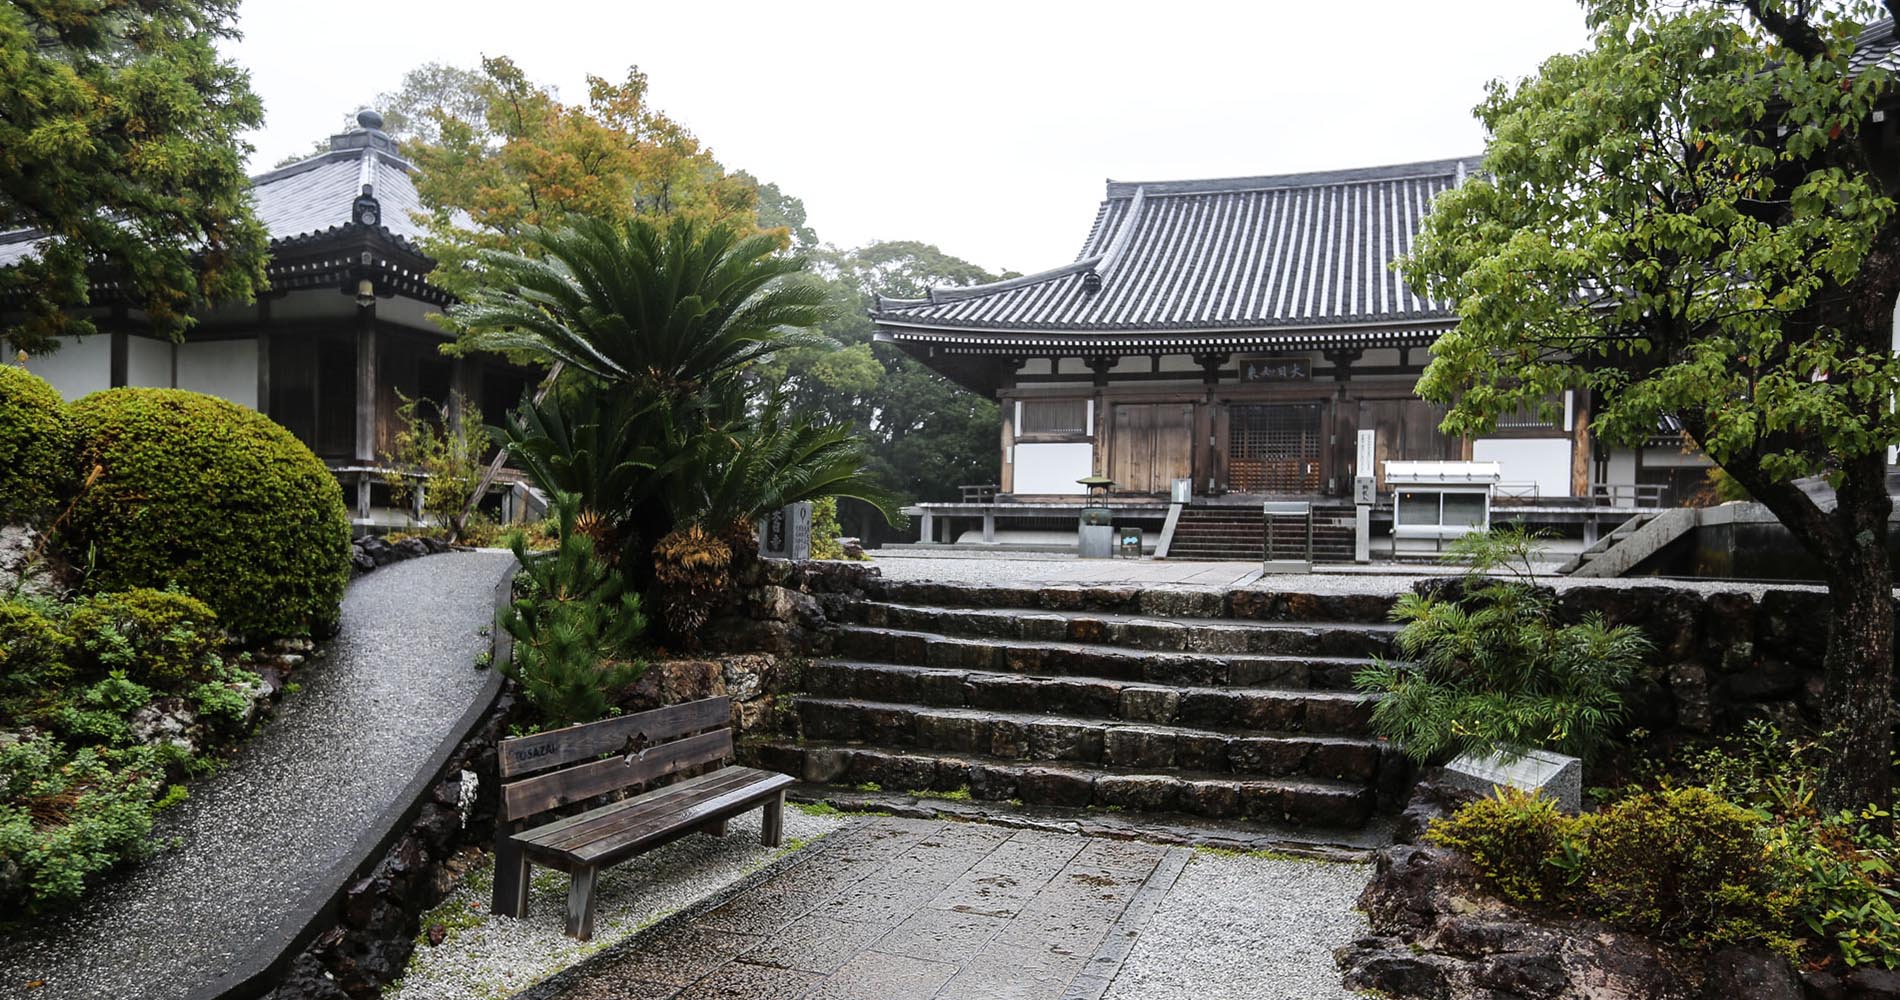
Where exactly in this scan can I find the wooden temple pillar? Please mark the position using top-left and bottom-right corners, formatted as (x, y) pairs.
(353, 302), (378, 519)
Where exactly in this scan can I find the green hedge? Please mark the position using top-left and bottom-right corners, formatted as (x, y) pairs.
(67, 389), (351, 637)
(0, 365), (74, 522)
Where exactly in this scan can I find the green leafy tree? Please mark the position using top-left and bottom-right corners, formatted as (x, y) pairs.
(763, 239), (1009, 531)
(498, 492), (647, 728)
(397, 57), (759, 307)
(0, 0), (267, 352)
(1407, 0), (1900, 813)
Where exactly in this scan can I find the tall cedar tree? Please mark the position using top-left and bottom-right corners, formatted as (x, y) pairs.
(1408, 0), (1900, 814)
(0, 0), (267, 352)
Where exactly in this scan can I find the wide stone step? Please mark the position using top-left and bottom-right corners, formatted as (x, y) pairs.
(831, 626), (1381, 689)
(747, 740), (1377, 828)
(860, 580), (1400, 623)
(802, 660), (1376, 733)
(791, 698), (1385, 783)
(837, 602), (1399, 656)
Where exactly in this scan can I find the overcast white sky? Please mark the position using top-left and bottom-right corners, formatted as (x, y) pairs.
(230, 0), (1591, 273)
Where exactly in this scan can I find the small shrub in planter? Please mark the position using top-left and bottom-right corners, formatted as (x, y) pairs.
(66, 389), (351, 638)
(1427, 787), (1581, 906)
(1579, 786), (1798, 952)
(0, 599), (73, 691)
(0, 365), (74, 522)
(500, 492), (648, 728)
(65, 588), (220, 685)
(0, 733), (164, 912)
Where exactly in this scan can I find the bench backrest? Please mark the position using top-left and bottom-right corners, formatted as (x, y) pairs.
(496, 696), (733, 823)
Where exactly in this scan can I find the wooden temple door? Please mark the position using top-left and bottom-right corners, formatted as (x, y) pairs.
(1227, 403), (1323, 494)
(1354, 398), (1458, 489)
(1108, 403), (1194, 493)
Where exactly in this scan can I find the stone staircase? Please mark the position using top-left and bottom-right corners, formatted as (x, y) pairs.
(1165, 504), (1357, 562)
(750, 581), (1407, 833)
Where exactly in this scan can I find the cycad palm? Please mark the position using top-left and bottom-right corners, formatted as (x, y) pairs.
(451, 215), (830, 399)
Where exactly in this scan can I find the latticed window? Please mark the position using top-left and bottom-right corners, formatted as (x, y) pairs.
(1019, 399), (1089, 435)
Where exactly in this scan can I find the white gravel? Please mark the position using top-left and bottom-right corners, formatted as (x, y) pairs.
(1103, 851), (1370, 1000)
(386, 807), (848, 1000)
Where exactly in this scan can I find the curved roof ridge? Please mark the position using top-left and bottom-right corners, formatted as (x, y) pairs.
(918, 254), (1103, 304)
(1093, 185), (1146, 279)
(248, 145), (414, 189)
(1104, 156), (1483, 199)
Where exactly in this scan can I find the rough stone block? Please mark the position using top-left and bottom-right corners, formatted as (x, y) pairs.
(1180, 779), (1243, 818)
(1307, 741), (1380, 782)
(1016, 767), (1094, 807)
(1227, 737), (1310, 776)
(1137, 588), (1224, 619)
(1101, 727), (1177, 768)
(1442, 748), (1582, 812)
(1118, 686), (1181, 723)
(1027, 720), (1103, 762)
(1094, 774), (1181, 812)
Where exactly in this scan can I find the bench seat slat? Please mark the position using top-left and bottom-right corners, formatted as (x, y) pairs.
(519, 767), (765, 852)
(515, 767), (792, 869)
(565, 772), (792, 867)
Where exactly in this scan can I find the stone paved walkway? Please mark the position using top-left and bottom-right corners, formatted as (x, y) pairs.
(530, 816), (1369, 1000)
(0, 550), (515, 1000)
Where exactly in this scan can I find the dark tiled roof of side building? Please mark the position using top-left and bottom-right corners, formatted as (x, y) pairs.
(871, 157), (1481, 340)
(0, 112), (432, 269)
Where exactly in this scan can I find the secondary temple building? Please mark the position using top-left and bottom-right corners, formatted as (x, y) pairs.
(872, 158), (1705, 553)
(0, 111), (537, 526)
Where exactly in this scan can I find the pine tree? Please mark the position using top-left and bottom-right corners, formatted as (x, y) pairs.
(499, 492), (647, 728)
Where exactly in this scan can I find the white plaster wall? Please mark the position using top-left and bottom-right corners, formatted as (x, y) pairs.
(177, 339), (258, 409)
(18, 335), (110, 401)
(1605, 448), (1639, 486)
(1473, 438), (1572, 498)
(1011, 442), (1093, 494)
(125, 336), (171, 387)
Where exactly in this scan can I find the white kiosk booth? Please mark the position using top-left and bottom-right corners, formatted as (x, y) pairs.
(1384, 461), (1503, 555)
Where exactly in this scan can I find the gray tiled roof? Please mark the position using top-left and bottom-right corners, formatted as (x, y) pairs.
(1848, 17), (1899, 74)
(873, 157), (1480, 340)
(0, 127), (431, 269)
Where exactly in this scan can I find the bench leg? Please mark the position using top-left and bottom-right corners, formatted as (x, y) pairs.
(705, 818), (729, 838)
(761, 790), (785, 848)
(566, 866), (598, 941)
(493, 834), (530, 919)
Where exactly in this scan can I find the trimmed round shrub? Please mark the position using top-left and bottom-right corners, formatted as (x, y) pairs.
(0, 364), (75, 521)
(67, 389), (350, 638)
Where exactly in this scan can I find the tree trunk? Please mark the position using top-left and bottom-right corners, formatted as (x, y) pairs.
(1819, 455), (1896, 819)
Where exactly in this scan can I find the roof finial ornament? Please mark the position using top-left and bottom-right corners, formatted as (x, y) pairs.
(1081, 269), (1103, 295)
(356, 109), (385, 132)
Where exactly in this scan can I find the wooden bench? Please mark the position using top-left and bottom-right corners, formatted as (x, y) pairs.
(489, 695), (793, 940)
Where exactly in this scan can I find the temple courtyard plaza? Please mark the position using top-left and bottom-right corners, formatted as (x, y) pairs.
(456, 552), (1817, 1000)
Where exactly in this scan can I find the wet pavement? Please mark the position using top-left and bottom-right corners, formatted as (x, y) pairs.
(527, 816), (1369, 1000)
(0, 550), (515, 1000)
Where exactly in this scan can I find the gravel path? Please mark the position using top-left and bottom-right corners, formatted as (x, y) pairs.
(1102, 851), (1370, 1000)
(387, 808), (850, 1000)
(0, 550), (514, 1000)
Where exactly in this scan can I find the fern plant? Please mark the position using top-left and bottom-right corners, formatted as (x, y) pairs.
(1356, 527), (1651, 763)
(498, 492), (648, 728)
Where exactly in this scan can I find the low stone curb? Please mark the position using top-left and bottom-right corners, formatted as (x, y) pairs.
(793, 787), (1384, 862)
(190, 560), (514, 1000)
